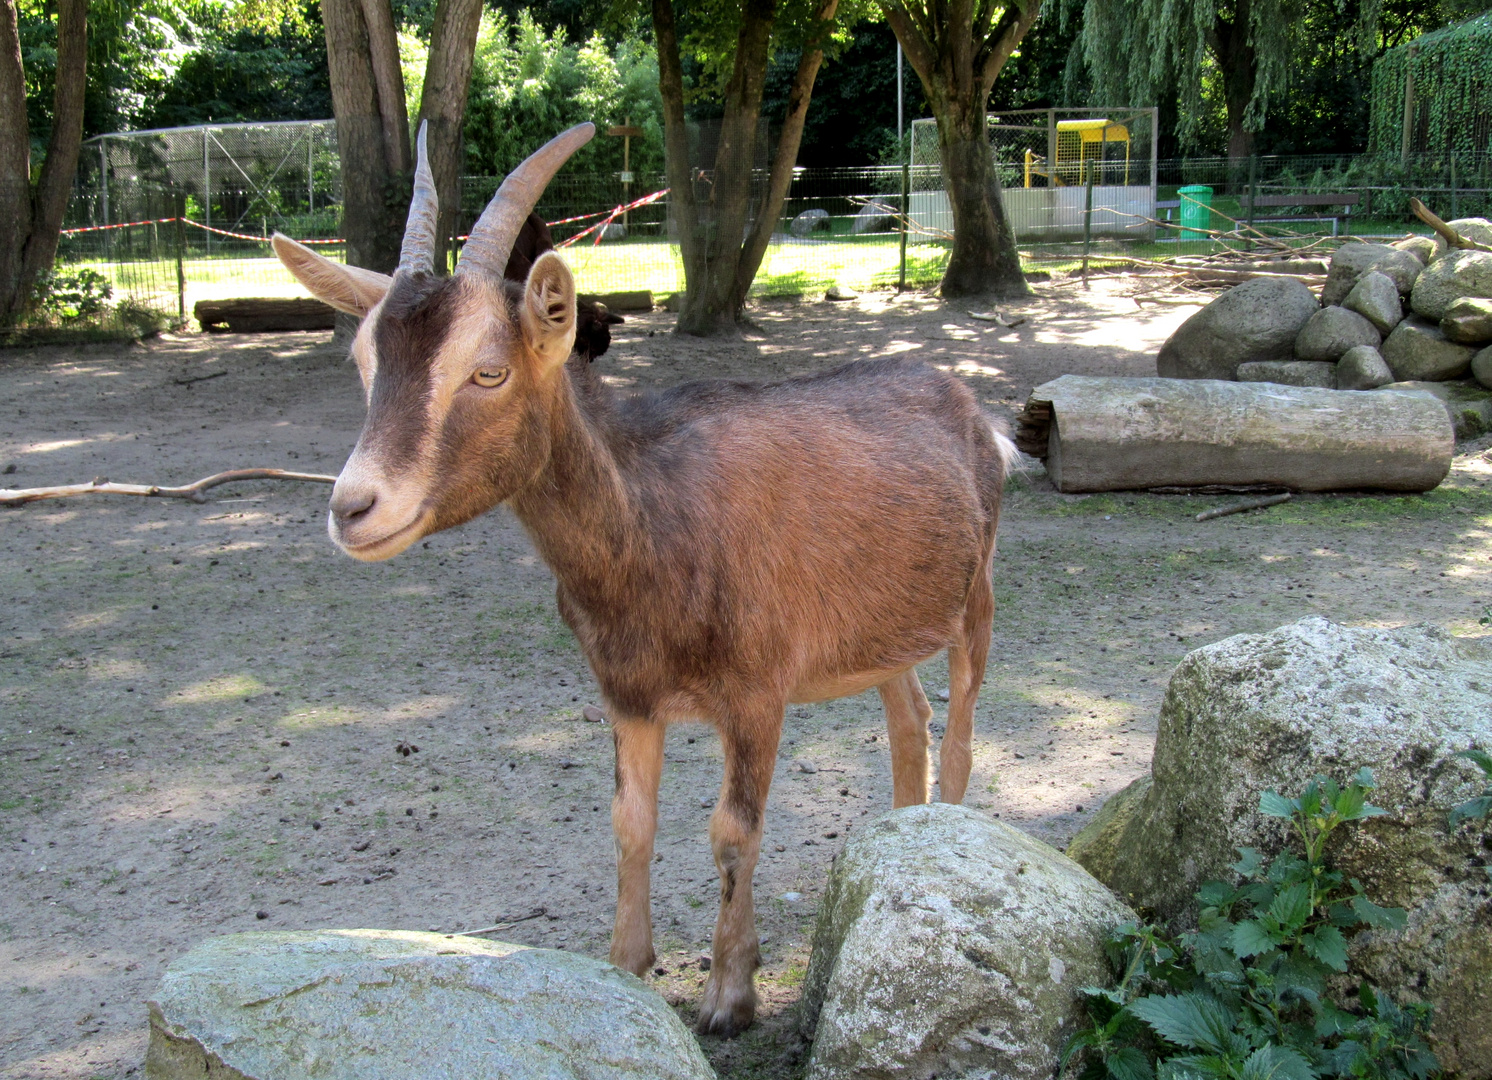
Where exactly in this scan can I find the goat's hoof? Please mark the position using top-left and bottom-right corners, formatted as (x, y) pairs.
(695, 976), (757, 1037)
(609, 943), (655, 978)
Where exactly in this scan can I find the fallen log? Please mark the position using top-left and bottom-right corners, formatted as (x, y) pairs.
(195, 298), (336, 333)
(1022, 375), (1452, 493)
(577, 290), (654, 312)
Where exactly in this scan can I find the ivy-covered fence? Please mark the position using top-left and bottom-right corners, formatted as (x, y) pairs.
(1367, 11), (1492, 159)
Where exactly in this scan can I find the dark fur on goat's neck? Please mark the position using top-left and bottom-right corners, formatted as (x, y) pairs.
(506, 331), (1006, 723)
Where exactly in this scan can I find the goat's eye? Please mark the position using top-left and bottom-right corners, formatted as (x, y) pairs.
(472, 368), (509, 388)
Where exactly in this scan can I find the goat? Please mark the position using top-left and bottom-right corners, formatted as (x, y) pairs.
(271, 122), (1015, 1037)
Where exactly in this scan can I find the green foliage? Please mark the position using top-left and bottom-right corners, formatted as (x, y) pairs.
(1064, 770), (1440, 1080)
(1367, 12), (1492, 156)
(453, 12), (665, 180)
(30, 268), (112, 321)
(1447, 748), (1492, 832)
(145, 1), (331, 127)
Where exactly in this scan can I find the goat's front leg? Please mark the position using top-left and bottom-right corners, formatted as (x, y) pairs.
(609, 716), (665, 977)
(697, 708), (782, 1037)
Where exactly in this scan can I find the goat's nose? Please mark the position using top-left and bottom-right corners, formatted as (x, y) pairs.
(329, 484), (376, 522)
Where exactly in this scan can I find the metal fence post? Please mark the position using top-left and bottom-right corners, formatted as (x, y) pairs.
(1082, 162), (1093, 285)
(1247, 154), (1258, 249)
(175, 190), (186, 325)
(1450, 153), (1458, 219)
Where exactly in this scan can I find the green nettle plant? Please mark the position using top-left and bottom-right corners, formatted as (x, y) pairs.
(1449, 749), (1492, 885)
(1064, 769), (1442, 1080)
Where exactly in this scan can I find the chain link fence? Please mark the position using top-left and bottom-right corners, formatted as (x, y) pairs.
(48, 117), (1491, 334)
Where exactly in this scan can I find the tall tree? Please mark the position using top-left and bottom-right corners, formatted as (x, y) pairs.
(654, 0), (853, 336)
(881, 0), (1041, 298)
(323, 0), (484, 274)
(323, 0), (411, 272)
(1072, 0), (1292, 161)
(0, 0), (86, 321)
(417, 0), (482, 271)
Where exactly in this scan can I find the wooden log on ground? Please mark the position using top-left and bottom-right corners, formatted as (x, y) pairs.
(195, 298), (337, 333)
(1021, 375), (1452, 493)
(577, 290), (654, 312)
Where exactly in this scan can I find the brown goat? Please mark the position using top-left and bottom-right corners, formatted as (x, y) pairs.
(271, 124), (1014, 1037)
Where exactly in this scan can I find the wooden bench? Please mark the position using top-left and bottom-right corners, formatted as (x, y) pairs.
(1248, 193), (1360, 235)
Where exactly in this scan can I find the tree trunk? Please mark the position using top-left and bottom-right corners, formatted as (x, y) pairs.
(323, 0), (407, 273)
(0, 0), (87, 321)
(0, 0), (33, 316)
(883, 0), (1040, 299)
(653, 0), (705, 302)
(19, 0), (86, 303)
(419, 0), (483, 272)
(357, 0), (411, 177)
(1214, 6), (1256, 165)
(674, 0), (777, 336)
(734, 0), (839, 311)
(934, 97), (1026, 297)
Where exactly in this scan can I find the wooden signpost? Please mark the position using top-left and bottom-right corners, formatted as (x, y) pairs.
(607, 119), (644, 226)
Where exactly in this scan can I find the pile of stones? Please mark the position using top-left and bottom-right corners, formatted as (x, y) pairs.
(1157, 220), (1492, 437)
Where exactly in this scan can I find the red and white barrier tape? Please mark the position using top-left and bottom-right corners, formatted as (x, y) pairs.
(60, 188), (670, 251)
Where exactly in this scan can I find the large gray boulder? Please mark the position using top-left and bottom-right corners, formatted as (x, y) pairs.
(1065, 618), (1492, 1078)
(790, 208), (831, 237)
(852, 200), (897, 234)
(1382, 316), (1477, 381)
(146, 930), (715, 1080)
(1294, 305), (1381, 361)
(1343, 270), (1403, 333)
(1236, 360), (1337, 387)
(1322, 243), (1423, 305)
(1336, 345), (1394, 390)
(1475, 345), (1492, 390)
(801, 804), (1135, 1080)
(1430, 217), (1492, 258)
(1410, 248), (1492, 320)
(1393, 235), (1438, 264)
(1157, 278), (1319, 380)
(1442, 296), (1492, 345)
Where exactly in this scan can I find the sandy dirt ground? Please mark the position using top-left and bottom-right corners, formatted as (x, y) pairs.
(2, 278), (1490, 1079)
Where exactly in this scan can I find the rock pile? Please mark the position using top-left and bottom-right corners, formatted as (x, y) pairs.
(1066, 618), (1492, 1078)
(1157, 223), (1492, 438)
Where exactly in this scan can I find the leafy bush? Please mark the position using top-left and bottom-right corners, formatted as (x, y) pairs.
(32, 268), (112, 322)
(1063, 769), (1440, 1080)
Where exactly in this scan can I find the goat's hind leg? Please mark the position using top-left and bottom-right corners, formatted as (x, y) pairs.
(878, 669), (933, 807)
(697, 706), (782, 1037)
(609, 717), (665, 976)
(940, 561), (994, 805)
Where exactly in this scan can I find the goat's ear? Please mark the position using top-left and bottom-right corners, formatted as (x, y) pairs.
(520, 251), (576, 368)
(272, 233), (391, 317)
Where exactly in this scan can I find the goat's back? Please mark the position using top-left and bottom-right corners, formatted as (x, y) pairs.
(565, 358), (1013, 713)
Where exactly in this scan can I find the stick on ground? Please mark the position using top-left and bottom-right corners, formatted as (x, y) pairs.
(1, 468), (336, 507)
(1195, 493), (1293, 522)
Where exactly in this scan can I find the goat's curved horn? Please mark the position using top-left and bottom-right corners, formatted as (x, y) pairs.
(398, 121), (438, 274)
(456, 123), (595, 279)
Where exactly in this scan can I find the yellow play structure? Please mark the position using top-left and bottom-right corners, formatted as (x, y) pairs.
(1023, 119), (1131, 187)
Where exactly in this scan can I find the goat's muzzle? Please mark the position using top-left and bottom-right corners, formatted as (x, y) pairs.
(327, 464), (430, 562)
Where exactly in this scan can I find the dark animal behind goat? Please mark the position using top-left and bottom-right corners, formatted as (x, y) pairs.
(504, 212), (622, 362)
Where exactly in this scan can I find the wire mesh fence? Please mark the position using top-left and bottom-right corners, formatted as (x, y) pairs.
(51, 116), (1492, 332)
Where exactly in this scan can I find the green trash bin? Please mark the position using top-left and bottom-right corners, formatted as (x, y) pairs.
(1178, 185), (1213, 239)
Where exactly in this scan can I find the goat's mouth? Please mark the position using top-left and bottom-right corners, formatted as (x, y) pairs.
(330, 509), (432, 562)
